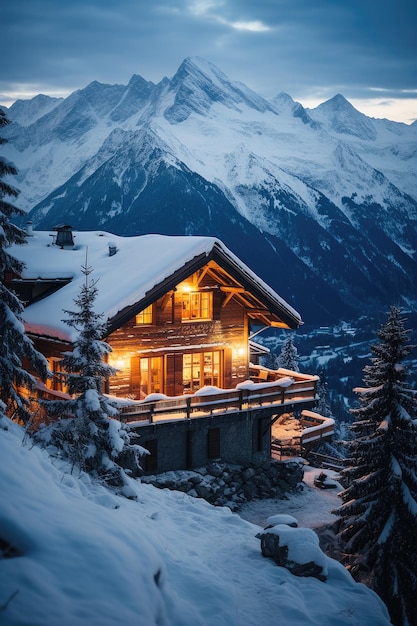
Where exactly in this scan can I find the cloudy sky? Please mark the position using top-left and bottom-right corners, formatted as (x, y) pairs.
(2, 0), (416, 123)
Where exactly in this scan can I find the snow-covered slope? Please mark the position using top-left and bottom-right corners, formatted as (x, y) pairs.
(0, 419), (391, 626)
(2, 57), (417, 322)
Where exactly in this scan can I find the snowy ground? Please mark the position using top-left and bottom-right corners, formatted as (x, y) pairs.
(239, 465), (342, 530)
(0, 420), (390, 626)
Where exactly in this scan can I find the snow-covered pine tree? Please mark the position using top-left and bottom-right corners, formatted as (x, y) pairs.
(333, 307), (417, 626)
(276, 334), (299, 372)
(315, 369), (332, 418)
(0, 110), (48, 426)
(37, 260), (147, 495)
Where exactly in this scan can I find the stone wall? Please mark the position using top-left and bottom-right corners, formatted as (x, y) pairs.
(141, 458), (304, 511)
(132, 409), (274, 475)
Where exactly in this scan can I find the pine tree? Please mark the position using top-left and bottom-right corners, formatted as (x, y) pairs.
(0, 110), (48, 426)
(316, 369), (332, 417)
(333, 307), (417, 626)
(36, 260), (146, 494)
(276, 335), (299, 372)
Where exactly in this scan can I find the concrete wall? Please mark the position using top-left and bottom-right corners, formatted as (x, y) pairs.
(131, 409), (273, 475)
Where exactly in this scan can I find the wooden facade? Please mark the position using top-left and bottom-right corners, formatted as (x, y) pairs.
(105, 264), (250, 399)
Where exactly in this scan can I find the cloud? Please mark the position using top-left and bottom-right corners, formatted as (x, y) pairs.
(1, 0), (416, 122)
(227, 20), (270, 32)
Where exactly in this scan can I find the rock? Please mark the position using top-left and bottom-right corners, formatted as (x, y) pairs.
(207, 463), (224, 478)
(259, 527), (327, 582)
(142, 458), (304, 509)
(189, 475), (202, 485)
(242, 467), (256, 482)
(195, 484), (213, 499)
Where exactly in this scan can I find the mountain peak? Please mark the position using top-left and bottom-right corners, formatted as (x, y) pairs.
(327, 93), (351, 107)
(271, 92), (315, 125)
(164, 57), (275, 123)
(309, 94), (377, 140)
(9, 94), (63, 127)
(176, 56), (229, 83)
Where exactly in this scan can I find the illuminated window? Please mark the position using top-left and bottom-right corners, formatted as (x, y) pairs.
(139, 357), (163, 398)
(135, 304), (154, 325)
(182, 291), (212, 321)
(47, 358), (67, 393)
(183, 350), (221, 393)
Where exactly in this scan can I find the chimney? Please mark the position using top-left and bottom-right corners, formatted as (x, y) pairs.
(26, 221), (34, 236)
(108, 242), (117, 257)
(53, 224), (75, 249)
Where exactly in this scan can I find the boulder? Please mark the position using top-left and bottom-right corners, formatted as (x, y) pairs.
(259, 526), (328, 582)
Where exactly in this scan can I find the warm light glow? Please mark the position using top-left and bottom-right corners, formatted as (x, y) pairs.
(232, 344), (247, 359)
(178, 282), (192, 293)
(109, 354), (128, 371)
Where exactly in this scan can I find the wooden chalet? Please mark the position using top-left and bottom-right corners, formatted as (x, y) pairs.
(9, 228), (331, 473)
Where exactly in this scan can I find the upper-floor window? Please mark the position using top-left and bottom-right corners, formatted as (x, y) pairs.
(182, 291), (212, 321)
(135, 304), (154, 325)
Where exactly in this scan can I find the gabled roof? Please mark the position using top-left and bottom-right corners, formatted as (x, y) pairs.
(10, 230), (302, 342)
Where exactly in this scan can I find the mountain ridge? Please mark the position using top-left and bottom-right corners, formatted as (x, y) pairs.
(2, 57), (417, 324)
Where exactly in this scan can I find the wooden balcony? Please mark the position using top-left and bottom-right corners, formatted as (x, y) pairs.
(118, 368), (319, 424)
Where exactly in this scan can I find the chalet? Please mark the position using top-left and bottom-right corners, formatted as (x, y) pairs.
(10, 227), (332, 473)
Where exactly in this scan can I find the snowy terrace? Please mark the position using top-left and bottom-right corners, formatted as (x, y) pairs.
(271, 410), (335, 461)
(117, 368), (321, 425)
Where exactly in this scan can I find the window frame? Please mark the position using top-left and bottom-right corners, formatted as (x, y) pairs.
(182, 350), (222, 393)
(135, 304), (154, 326)
(181, 291), (212, 322)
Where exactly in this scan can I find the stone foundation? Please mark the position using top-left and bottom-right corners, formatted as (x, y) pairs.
(141, 458), (304, 511)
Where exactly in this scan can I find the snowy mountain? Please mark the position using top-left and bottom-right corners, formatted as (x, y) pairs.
(2, 57), (417, 323)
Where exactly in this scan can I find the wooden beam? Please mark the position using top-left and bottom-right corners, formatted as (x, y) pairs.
(220, 286), (245, 293)
(221, 292), (235, 308)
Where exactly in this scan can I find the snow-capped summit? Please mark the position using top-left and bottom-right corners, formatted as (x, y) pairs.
(308, 93), (377, 139)
(4, 94), (62, 127)
(163, 57), (275, 123)
(271, 91), (315, 125)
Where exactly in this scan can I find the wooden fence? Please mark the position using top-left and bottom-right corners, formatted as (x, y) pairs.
(119, 373), (318, 423)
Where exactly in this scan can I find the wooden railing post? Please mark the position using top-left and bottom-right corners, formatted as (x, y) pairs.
(149, 403), (155, 423)
(186, 396), (191, 419)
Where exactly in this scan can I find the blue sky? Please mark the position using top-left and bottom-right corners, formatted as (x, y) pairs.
(2, 0), (416, 122)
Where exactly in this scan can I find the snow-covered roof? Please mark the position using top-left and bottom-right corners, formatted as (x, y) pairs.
(10, 230), (302, 342)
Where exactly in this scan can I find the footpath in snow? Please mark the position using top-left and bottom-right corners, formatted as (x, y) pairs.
(239, 465), (342, 530)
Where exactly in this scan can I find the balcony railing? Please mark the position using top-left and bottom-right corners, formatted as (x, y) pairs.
(118, 369), (319, 424)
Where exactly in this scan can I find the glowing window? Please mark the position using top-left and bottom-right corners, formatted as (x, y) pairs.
(135, 304), (154, 325)
(182, 350), (221, 393)
(182, 292), (212, 321)
(47, 358), (67, 393)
